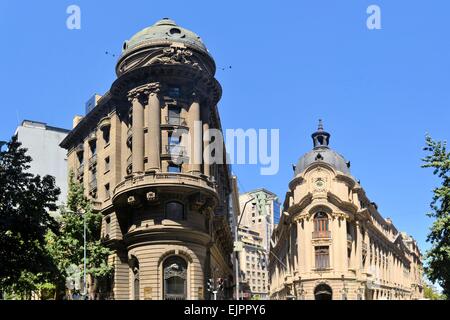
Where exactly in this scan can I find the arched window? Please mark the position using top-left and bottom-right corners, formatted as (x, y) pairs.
(165, 201), (184, 220)
(129, 256), (140, 300)
(163, 256), (187, 300)
(313, 212), (330, 238)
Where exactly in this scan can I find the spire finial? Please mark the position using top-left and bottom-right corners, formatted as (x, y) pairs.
(318, 119), (323, 131)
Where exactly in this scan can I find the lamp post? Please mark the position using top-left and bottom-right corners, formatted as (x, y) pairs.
(83, 211), (87, 299)
(234, 196), (256, 300)
(67, 209), (87, 299)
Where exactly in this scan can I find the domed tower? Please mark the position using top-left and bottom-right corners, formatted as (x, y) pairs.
(61, 19), (233, 300)
(269, 121), (422, 300)
(268, 121), (361, 300)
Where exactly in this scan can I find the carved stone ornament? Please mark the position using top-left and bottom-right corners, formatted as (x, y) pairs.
(154, 46), (201, 69)
(127, 82), (161, 102)
(146, 191), (158, 202)
(313, 177), (327, 193)
(164, 262), (187, 280)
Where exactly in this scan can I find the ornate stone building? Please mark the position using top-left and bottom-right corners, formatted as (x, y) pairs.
(60, 18), (234, 300)
(268, 122), (424, 300)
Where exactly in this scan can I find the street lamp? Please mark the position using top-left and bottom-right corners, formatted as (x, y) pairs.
(67, 209), (87, 299)
(234, 196), (256, 300)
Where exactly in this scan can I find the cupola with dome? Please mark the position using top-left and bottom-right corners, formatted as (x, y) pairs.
(294, 120), (351, 176)
(115, 18), (216, 78)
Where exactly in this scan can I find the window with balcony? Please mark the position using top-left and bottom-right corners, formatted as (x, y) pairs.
(313, 212), (330, 238)
(165, 201), (184, 220)
(315, 246), (330, 270)
(167, 106), (185, 126)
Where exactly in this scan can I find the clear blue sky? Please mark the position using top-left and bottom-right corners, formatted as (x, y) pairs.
(1, 0), (449, 255)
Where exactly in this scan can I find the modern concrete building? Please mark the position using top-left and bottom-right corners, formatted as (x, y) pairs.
(238, 189), (280, 299)
(60, 18), (234, 300)
(14, 120), (70, 207)
(269, 121), (424, 300)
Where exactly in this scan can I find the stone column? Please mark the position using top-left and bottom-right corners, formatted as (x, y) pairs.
(355, 221), (362, 271)
(202, 106), (211, 176)
(145, 83), (161, 172)
(188, 93), (202, 174)
(128, 89), (145, 174)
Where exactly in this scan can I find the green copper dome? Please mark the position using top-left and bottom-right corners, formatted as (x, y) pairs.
(122, 18), (208, 55)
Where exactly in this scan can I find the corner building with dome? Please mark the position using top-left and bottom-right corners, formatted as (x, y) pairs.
(60, 19), (234, 300)
(268, 122), (424, 300)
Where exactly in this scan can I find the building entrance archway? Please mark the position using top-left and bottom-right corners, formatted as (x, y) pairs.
(314, 284), (333, 300)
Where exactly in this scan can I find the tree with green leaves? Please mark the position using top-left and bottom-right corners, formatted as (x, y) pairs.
(422, 134), (450, 298)
(423, 283), (445, 300)
(46, 171), (113, 300)
(0, 136), (60, 296)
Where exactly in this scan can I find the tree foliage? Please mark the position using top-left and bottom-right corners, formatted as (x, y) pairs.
(0, 136), (60, 291)
(422, 134), (450, 298)
(46, 171), (113, 298)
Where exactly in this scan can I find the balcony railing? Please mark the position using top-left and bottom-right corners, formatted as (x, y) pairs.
(312, 230), (331, 239)
(165, 116), (187, 126)
(76, 164), (84, 178)
(362, 241), (368, 252)
(165, 144), (187, 157)
(88, 178), (97, 192)
(88, 154), (97, 168)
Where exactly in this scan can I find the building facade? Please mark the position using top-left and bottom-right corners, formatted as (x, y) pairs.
(269, 122), (423, 300)
(15, 120), (70, 207)
(238, 189), (280, 299)
(60, 18), (234, 300)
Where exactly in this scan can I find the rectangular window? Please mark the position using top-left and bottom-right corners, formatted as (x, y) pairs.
(168, 106), (182, 125)
(105, 183), (110, 199)
(105, 156), (110, 172)
(90, 141), (97, 155)
(103, 128), (110, 145)
(315, 246), (330, 270)
(105, 216), (111, 237)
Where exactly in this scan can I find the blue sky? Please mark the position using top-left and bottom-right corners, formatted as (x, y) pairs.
(0, 0), (449, 256)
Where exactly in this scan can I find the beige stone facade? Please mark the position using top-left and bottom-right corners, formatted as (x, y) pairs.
(269, 122), (424, 300)
(60, 19), (234, 300)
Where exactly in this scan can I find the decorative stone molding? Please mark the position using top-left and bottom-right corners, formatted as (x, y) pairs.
(146, 191), (158, 202)
(154, 46), (201, 70)
(127, 82), (161, 102)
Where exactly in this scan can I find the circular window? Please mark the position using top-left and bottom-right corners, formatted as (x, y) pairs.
(169, 28), (181, 35)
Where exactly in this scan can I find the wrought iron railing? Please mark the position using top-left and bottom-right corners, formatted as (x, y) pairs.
(165, 116), (187, 126)
(312, 230), (331, 239)
(88, 178), (97, 192)
(88, 154), (97, 167)
(76, 164), (84, 178)
(165, 144), (186, 156)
